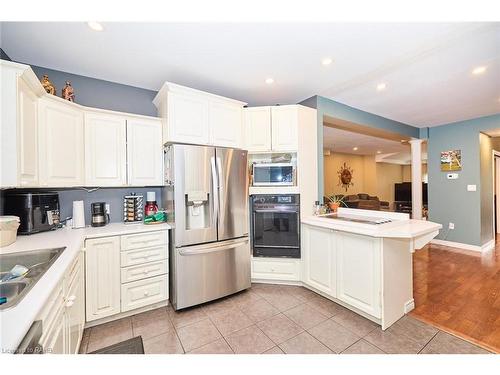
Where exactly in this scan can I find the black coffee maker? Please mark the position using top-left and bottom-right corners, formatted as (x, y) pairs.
(91, 202), (109, 227)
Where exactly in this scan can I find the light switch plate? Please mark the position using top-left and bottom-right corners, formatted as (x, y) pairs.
(467, 184), (477, 192)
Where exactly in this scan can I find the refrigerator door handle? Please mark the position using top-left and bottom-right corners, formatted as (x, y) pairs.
(210, 156), (219, 228)
(178, 238), (249, 256)
(216, 156), (225, 227)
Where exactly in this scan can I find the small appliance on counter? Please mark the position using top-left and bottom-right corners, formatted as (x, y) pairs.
(123, 194), (144, 224)
(72, 200), (85, 229)
(3, 192), (60, 235)
(90, 202), (109, 227)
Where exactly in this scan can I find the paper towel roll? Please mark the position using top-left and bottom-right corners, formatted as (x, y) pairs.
(72, 201), (85, 229)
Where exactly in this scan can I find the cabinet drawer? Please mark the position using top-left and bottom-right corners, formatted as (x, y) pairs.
(251, 258), (300, 281)
(120, 231), (167, 251)
(121, 275), (168, 312)
(121, 260), (168, 283)
(120, 245), (167, 267)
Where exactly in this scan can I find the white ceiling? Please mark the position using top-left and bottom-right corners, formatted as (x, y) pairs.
(1, 22), (499, 127)
(323, 126), (428, 164)
(323, 126), (409, 155)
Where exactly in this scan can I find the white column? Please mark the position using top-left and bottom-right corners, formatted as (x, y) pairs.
(409, 139), (424, 220)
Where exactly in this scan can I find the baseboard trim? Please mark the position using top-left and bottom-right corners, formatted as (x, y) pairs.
(430, 238), (495, 253)
(404, 299), (415, 314)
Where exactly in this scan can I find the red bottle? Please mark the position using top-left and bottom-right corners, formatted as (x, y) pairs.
(145, 192), (158, 216)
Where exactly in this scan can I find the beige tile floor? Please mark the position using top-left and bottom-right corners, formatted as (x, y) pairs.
(79, 283), (492, 354)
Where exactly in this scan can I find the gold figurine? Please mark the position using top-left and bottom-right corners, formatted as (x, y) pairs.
(41, 74), (56, 95)
(61, 81), (75, 102)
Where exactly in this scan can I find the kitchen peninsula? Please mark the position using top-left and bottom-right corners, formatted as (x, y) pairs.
(301, 208), (441, 330)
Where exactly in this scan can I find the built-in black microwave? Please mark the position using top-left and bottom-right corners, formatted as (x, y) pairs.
(252, 163), (294, 186)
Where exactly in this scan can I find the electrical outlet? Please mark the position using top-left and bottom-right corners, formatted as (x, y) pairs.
(449, 222), (455, 230)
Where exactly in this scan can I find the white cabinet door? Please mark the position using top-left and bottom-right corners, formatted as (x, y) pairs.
(302, 225), (336, 297)
(46, 306), (65, 354)
(271, 105), (298, 151)
(84, 112), (126, 186)
(126, 118), (163, 186)
(244, 107), (271, 152)
(17, 77), (39, 186)
(65, 255), (85, 354)
(38, 98), (84, 187)
(85, 236), (121, 322)
(167, 92), (209, 144)
(209, 100), (243, 148)
(336, 232), (381, 318)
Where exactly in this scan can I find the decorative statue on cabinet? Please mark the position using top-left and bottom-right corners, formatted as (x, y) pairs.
(61, 81), (75, 102)
(40, 74), (56, 95)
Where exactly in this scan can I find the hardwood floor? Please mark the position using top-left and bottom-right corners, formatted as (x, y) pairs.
(410, 239), (500, 353)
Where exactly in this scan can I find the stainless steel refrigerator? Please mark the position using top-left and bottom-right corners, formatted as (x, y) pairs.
(163, 144), (250, 310)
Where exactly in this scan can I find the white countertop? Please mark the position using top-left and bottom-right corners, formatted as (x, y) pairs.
(302, 208), (442, 239)
(0, 222), (171, 352)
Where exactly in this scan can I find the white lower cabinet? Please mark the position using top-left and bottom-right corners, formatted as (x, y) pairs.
(85, 236), (121, 322)
(85, 230), (169, 323)
(121, 275), (168, 312)
(302, 225), (336, 297)
(301, 224), (382, 319)
(37, 252), (85, 354)
(251, 257), (301, 282)
(336, 232), (381, 318)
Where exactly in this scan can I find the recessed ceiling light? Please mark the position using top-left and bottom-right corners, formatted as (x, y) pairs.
(321, 58), (333, 66)
(377, 150), (382, 154)
(87, 21), (104, 31)
(472, 66), (487, 75)
(265, 78), (274, 84)
(353, 147), (358, 151)
(376, 83), (387, 91)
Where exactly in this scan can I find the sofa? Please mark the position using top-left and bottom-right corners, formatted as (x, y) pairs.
(325, 193), (390, 211)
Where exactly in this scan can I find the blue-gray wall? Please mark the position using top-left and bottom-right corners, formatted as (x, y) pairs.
(300, 95), (420, 200)
(427, 114), (500, 246)
(1, 187), (162, 226)
(28, 64), (158, 117)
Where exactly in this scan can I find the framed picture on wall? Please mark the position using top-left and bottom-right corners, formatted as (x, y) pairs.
(440, 150), (462, 171)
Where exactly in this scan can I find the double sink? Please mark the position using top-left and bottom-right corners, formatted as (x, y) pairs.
(0, 247), (65, 310)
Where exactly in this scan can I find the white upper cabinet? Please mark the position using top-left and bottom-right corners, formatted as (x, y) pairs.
(38, 97), (85, 187)
(0, 61), (44, 188)
(271, 105), (299, 151)
(84, 112), (127, 186)
(210, 100), (243, 148)
(244, 107), (272, 152)
(167, 91), (210, 145)
(17, 77), (39, 187)
(154, 82), (246, 148)
(127, 118), (163, 186)
(244, 105), (301, 152)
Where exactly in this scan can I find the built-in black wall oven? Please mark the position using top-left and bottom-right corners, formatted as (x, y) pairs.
(251, 194), (300, 258)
